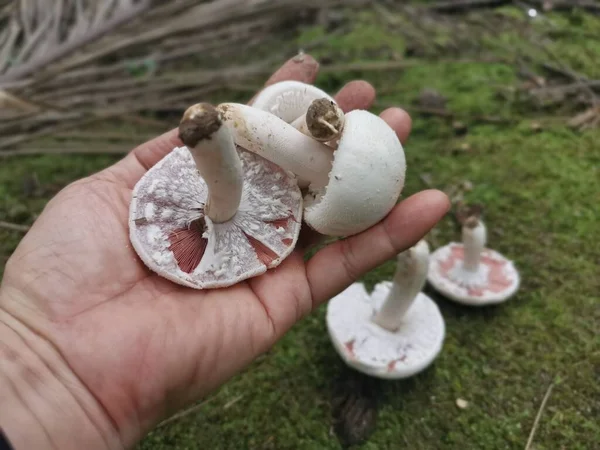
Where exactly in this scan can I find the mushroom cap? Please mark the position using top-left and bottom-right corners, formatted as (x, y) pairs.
(427, 243), (520, 305)
(129, 146), (303, 289)
(303, 110), (406, 236)
(250, 80), (335, 123)
(326, 282), (445, 379)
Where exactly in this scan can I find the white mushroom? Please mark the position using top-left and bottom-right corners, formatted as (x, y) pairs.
(302, 109), (405, 236)
(251, 80), (345, 144)
(251, 80), (334, 123)
(129, 103), (303, 289)
(427, 213), (520, 305)
(218, 103), (405, 237)
(326, 240), (445, 379)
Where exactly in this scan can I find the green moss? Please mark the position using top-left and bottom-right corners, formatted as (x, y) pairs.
(2, 3), (600, 449)
(297, 11), (406, 62)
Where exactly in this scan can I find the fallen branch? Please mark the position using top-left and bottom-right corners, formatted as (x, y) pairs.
(428, 0), (600, 13)
(120, 114), (172, 130)
(321, 60), (417, 73)
(38, 0), (350, 80)
(525, 381), (555, 450)
(531, 0), (600, 13)
(27, 21), (274, 95)
(0, 0), (154, 84)
(530, 80), (600, 98)
(0, 221), (30, 232)
(533, 36), (599, 106)
(52, 131), (157, 142)
(155, 396), (220, 429)
(428, 0), (511, 13)
(375, 101), (515, 124)
(568, 106), (600, 130)
(0, 85), (220, 151)
(0, 145), (130, 158)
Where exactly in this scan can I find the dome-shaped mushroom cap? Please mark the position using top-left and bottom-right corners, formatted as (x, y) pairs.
(303, 110), (406, 236)
(251, 80), (334, 123)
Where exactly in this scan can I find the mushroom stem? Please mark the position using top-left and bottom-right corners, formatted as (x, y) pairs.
(179, 103), (243, 223)
(462, 217), (486, 272)
(290, 98), (345, 143)
(372, 240), (430, 332)
(216, 103), (333, 188)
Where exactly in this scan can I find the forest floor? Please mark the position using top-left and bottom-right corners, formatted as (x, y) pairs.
(1, 3), (599, 449)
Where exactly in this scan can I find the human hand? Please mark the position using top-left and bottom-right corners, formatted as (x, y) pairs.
(0, 54), (450, 450)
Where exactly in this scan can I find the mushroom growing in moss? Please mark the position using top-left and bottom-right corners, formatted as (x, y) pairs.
(129, 103), (303, 289)
(326, 240), (445, 379)
(427, 207), (520, 305)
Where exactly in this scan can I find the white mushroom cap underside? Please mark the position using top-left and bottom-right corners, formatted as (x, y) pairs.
(427, 243), (520, 306)
(251, 80), (335, 122)
(304, 110), (406, 236)
(129, 146), (302, 289)
(326, 282), (445, 379)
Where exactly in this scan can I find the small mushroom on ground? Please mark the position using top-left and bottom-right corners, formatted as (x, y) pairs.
(217, 102), (405, 237)
(427, 210), (520, 305)
(129, 103), (303, 289)
(326, 240), (445, 379)
(251, 80), (344, 143)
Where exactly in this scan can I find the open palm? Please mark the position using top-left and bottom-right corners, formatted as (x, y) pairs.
(0, 54), (449, 448)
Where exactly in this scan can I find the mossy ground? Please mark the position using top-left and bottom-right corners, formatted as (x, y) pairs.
(1, 4), (599, 449)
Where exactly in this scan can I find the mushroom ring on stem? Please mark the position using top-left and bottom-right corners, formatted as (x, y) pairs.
(218, 103), (406, 237)
(129, 103), (303, 289)
(326, 240), (445, 379)
(427, 216), (520, 305)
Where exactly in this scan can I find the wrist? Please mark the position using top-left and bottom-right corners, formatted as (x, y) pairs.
(0, 292), (123, 450)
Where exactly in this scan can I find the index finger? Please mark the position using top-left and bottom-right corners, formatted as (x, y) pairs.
(248, 53), (320, 104)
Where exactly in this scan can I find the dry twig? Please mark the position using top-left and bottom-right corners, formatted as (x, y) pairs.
(428, 0), (600, 13)
(0, 220), (30, 232)
(525, 381), (555, 450)
(428, 0), (511, 12)
(1, 0), (362, 157)
(0, 0), (153, 83)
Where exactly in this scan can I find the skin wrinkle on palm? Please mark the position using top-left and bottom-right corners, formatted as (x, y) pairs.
(0, 52), (449, 450)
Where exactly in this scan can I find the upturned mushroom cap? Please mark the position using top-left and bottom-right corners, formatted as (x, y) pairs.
(427, 243), (520, 306)
(303, 110), (406, 236)
(326, 282), (445, 379)
(129, 106), (303, 289)
(251, 80), (335, 122)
